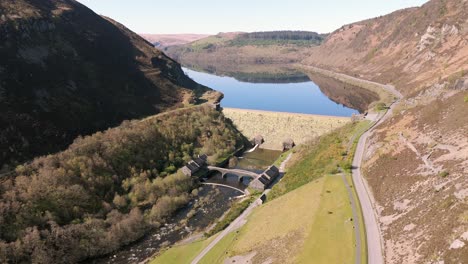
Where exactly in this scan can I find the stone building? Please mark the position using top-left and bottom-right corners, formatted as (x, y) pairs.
(181, 154), (207, 176)
(250, 165), (280, 191)
(252, 135), (264, 146)
(282, 138), (295, 151)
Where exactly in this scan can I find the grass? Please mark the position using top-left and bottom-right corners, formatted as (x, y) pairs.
(150, 235), (216, 264)
(199, 177), (326, 263)
(150, 121), (370, 264)
(198, 231), (238, 264)
(223, 108), (349, 150)
(268, 121), (367, 200)
(346, 174), (367, 264)
(297, 175), (355, 263)
(198, 175), (358, 263)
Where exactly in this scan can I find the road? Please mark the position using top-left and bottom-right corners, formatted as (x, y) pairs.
(352, 95), (401, 264)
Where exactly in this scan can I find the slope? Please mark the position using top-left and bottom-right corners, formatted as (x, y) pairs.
(301, 0), (468, 262)
(0, 0), (216, 168)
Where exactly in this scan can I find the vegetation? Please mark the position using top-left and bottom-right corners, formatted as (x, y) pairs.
(230, 31), (326, 46)
(150, 235), (216, 264)
(268, 121), (369, 200)
(0, 105), (244, 263)
(297, 176), (355, 263)
(375, 102), (388, 111)
(198, 178), (324, 263)
(439, 170), (449, 178)
(205, 196), (256, 237)
(0, 0), (211, 169)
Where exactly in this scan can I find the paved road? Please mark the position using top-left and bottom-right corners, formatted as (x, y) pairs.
(352, 97), (401, 264)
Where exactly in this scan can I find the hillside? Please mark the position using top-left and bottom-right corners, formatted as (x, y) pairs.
(0, 0), (217, 169)
(302, 0), (468, 263)
(0, 105), (245, 263)
(164, 31), (326, 72)
(140, 34), (210, 48)
(302, 0), (467, 95)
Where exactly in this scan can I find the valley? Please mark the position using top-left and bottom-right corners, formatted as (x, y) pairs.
(0, 0), (467, 263)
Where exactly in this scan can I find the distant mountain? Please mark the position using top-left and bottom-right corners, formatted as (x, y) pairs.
(164, 31), (327, 69)
(140, 33), (210, 48)
(0, 0), (213, 168)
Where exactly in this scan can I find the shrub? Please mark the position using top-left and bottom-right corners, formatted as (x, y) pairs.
(439, 171), (449, 178)
(375, 102), (388, 111)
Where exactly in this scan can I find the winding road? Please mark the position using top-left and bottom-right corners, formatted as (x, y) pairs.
(352, 84), (401, 264)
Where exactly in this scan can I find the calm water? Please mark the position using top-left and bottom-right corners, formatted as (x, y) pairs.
(183, 68), (358, 117)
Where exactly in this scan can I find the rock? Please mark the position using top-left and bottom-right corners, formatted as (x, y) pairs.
(449, 239), (465, 249)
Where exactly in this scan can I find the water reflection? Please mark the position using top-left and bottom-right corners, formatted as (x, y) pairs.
(183, 67), (359, 117)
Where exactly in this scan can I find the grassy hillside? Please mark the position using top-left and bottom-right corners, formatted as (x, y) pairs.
(164, 31), (325, 72)
(0, 0), (215, 169)
(0, 105), (245, 263)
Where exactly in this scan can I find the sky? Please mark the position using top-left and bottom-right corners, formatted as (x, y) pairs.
(76, 0), (429, 34)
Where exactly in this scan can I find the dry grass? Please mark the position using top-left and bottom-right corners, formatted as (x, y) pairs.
(223, 108), (349, 150)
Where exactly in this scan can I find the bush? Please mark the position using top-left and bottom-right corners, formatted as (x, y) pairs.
(439, 170), (449, 178)
(375, 102), (388, 111)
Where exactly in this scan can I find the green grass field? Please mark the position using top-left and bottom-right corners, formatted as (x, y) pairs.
(297, 175), (354, 263)
(150, 235), (216, 264)
(200, 177), (326, 263)
(198, 175), (357, 264)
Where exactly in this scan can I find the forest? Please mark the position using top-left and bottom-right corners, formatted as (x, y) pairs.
(230, 31), (327, 46)
(0, 105), (245, 263)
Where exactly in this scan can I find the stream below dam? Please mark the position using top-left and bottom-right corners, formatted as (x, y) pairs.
(92, 148), (281, 264)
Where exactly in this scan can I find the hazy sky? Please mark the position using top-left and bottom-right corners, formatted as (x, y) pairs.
(76, 0), (428, 34)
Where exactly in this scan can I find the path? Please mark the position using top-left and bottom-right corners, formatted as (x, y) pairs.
(191, 153), (293, 264)
(399, 133), (437, 173)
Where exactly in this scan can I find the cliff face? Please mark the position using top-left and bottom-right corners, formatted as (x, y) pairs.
(0, 0), (207, 168)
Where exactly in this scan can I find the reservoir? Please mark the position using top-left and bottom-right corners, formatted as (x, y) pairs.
(183, 67), (359, 117)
